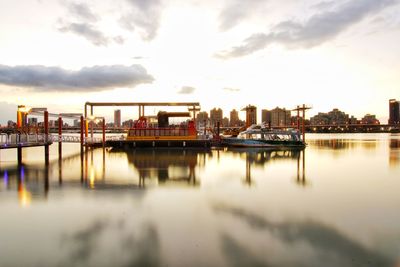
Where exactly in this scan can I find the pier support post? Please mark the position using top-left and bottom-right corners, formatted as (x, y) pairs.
(44, 111), (49, 165)
(58, 116), (62, 159)
(80, 116), (84, 149)
(102, 118), (106, 147)
(297, 106), (300, 130)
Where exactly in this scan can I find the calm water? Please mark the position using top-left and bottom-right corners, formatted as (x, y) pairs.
(0, 133), (399, 267)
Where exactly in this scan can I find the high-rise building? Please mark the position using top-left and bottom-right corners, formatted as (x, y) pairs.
(242, 105), (257, 127)
(262, 107), (291, 127)
(114, 109), (121, 128)
(230, 109), (239, 126)
(389, 99), (400, 125)
(196, 111), (209, 128)
(271, 107), (291, 127)
(210, 108), (223, 127)
(222, 117), (230, 127)
(261, 109), (272, 125)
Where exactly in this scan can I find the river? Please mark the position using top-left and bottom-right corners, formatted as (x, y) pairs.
(0, 133), (399, 267)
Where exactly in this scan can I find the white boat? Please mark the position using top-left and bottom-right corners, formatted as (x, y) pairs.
(221, 124), (306, 148)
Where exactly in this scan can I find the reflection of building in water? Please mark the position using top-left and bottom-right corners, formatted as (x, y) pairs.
(125, 149), (210, 186)
(389, 139), (400, 167)
(309, 139), (377, 150)
(227, 148), (305, 186)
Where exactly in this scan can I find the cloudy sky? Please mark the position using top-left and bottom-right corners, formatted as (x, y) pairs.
(1, 0), (400, 124)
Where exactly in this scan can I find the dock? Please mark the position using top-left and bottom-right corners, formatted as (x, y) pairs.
(106, 139), (211, 148)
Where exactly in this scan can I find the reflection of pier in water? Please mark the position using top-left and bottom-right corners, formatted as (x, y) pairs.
(0, 147), (212, 203)
(123, 149), (211, 187)
(389, 138), (400, 167)
(226, 148), (307, 186)
(0, 148), (107, 204)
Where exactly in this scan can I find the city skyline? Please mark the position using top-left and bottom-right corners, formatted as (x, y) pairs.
(1, 103), (391, 128)
(1, 0), (400, 124)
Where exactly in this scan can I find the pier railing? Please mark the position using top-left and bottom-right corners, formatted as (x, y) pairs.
(0, 133), (52, 148)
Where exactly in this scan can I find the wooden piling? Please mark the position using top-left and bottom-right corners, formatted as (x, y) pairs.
(58, 116), (62, 159)
(44, 111), (49, 165)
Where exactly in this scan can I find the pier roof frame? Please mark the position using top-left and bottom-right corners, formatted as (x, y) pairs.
(84, 102), (201, 119)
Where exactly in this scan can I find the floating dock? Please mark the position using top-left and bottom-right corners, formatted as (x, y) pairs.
(106, 139), (211, 148)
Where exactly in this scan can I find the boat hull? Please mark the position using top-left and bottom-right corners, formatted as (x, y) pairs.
(221, 137), (306, 148)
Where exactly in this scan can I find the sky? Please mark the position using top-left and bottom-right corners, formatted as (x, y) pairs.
(1, 0), (400, 124)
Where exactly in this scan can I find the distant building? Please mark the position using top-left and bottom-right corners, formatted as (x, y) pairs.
(28, 117), (38, 126)
(122, 119), (134, 128)
(262, 107), (291, 127)
(73, 119), (80, 127)
(349, 116), (358, 125)
(271, 107), (291, 127)
(222, 117), (230, 127)
(196, 111), (209, 128)
(310, 108), (350, 125)
(210, 108), (223, 127)
(7, 120), (16, 128)
(230, 109), (240, 126)
(389, 99), (400, 125)
(361, 114), (380, 125)
(114, 109), (121, 128)
(242, 105), (257, 127)
(261, 109), (272, 125)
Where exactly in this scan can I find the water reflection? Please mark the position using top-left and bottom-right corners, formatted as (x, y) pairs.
(59, 218), (161, 267)
(389, 139), (400, 167)
(215, 203), (394, 267)
(0, 164), (49, 205)
(1, 134), (400, 267)
(225, 148), (306, 186)
(309, 139), (378, 150)
(121, 148), (211, 187)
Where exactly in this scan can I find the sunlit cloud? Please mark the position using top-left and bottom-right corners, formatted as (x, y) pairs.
(0, 64), (154, 91)
(66, 2), (99, 23)
(218, 0), (268, 31)
(58, 22), (112, 46)
(216, 0), (399, 58)
(119, 0), (163, 41)
(58, 2), (123, 46)
(177, 86), (196, 94)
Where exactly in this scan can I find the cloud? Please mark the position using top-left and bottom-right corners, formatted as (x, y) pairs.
(113, 35), (126, 45)
(216, 0), (398, 58)
(119, 0), (163, 41)
(223, 87), (240, 92)
(0, 64), (154, 91)
(218, 0), (268, 31)
(177, 86), (196, 94)
(66, 2), (98, 23)
(58, 22), (111, 46)
(58, 3), (123, 46)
